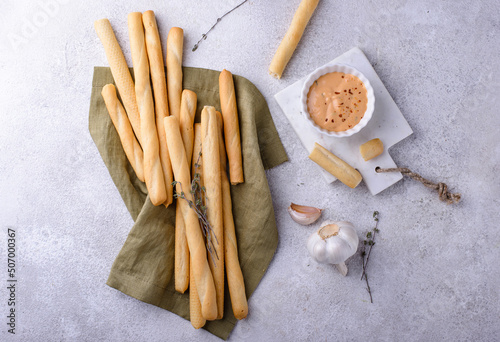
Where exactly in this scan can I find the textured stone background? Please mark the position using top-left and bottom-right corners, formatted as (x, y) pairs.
(0, 0), (499, 341)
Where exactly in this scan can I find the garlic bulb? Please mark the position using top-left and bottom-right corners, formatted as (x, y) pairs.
(288, 203), (322, 225)
(307, 220), (359, 276)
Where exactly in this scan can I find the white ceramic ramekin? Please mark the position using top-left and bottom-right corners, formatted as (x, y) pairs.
(301, 64), (375, 138)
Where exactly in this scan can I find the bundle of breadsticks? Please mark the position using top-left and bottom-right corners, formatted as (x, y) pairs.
(95, 11), (247, 327)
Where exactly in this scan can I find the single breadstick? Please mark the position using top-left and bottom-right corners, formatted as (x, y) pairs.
(219, 69), (244, 184)
(142, 10), (173, 207)
(174, 203), (189, 293)
(189, 255), (205, 329)
(360, 138), (384, 161)
(128, 12), (167, 206)
(309, 142), (362, 189)
(179, 90), (197, 167)
(101, 84), (145, 183)
(174, 90), (196, 293)
(164, 116), (217, 320)
(142, 10), (169, 119)
(201, 106), (224, 319)
(187, 124), (204, 298)
(94, 19), (142, 144)
(166, 27), (184, 120)
(216, 111), (248, 320)
(268, 0), (320, 79)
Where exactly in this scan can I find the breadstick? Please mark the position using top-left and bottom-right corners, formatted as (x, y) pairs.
(189, 255), (206, 329)
(309, 142), (362, 189)
(142, 10), (169, 119)
(216, 111), (248, 320)
(142, 10), (173, 207)
(174, 205), (189, 293)
(128, 12), (167, 206)
(174, 90), (196, 293)
(101, 84), (145, 183)
(219, 69), (244, 184)
(201, 106), (224, 319)
(166, 27), (184, 120)
(179, 90), (197, 167)
(268, 0), (320, 79)
(94, 19), (142, 144)
(164, 116), (217, 320)
(360, 138), (384, 161)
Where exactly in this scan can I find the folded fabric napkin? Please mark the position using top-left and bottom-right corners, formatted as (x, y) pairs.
(89, 66), (287, 340)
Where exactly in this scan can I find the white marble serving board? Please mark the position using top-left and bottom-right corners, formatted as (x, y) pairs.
(275, 47), (413, 195)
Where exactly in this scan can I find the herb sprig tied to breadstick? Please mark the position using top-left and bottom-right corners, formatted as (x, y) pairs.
(173, 164), (219, 265)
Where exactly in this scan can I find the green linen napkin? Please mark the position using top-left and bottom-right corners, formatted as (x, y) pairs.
(89, 66), (288, 340)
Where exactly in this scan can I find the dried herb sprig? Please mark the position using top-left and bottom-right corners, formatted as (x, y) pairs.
(192, 0), (249, 52)
(173, 153), (219, 264)
(361, 211), (380, 303)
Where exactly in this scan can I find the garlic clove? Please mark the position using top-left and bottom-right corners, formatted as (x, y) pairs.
(288, 203), (322, 225)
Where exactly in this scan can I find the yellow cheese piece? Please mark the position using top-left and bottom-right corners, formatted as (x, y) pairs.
(360, 138), (384, 161)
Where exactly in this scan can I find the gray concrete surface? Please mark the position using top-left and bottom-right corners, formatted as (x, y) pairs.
(0, 0), (499, 341)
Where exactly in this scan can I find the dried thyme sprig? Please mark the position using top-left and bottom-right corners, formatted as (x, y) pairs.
(173, 153), (219, 264)
(192, 0), (249, 52)
(361, 211), (380, 303)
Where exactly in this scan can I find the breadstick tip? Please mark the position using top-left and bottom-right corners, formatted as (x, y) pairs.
(169, 27), (184, 36)
(182, 89), (196, 98)
(164, 114), (179, 127)
(219, 69), (232, 80)
(128, 12), (142, 21)
(94, 18), (109, 26)
(101, 83), (116, 96)
(93, 18), (110, 32)
(268, 70), (281, 79)
(101, 83), (116, 98)
(142, 10), (155, 25)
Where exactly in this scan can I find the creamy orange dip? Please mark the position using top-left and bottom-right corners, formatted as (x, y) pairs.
(307, 72), (368, 132)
